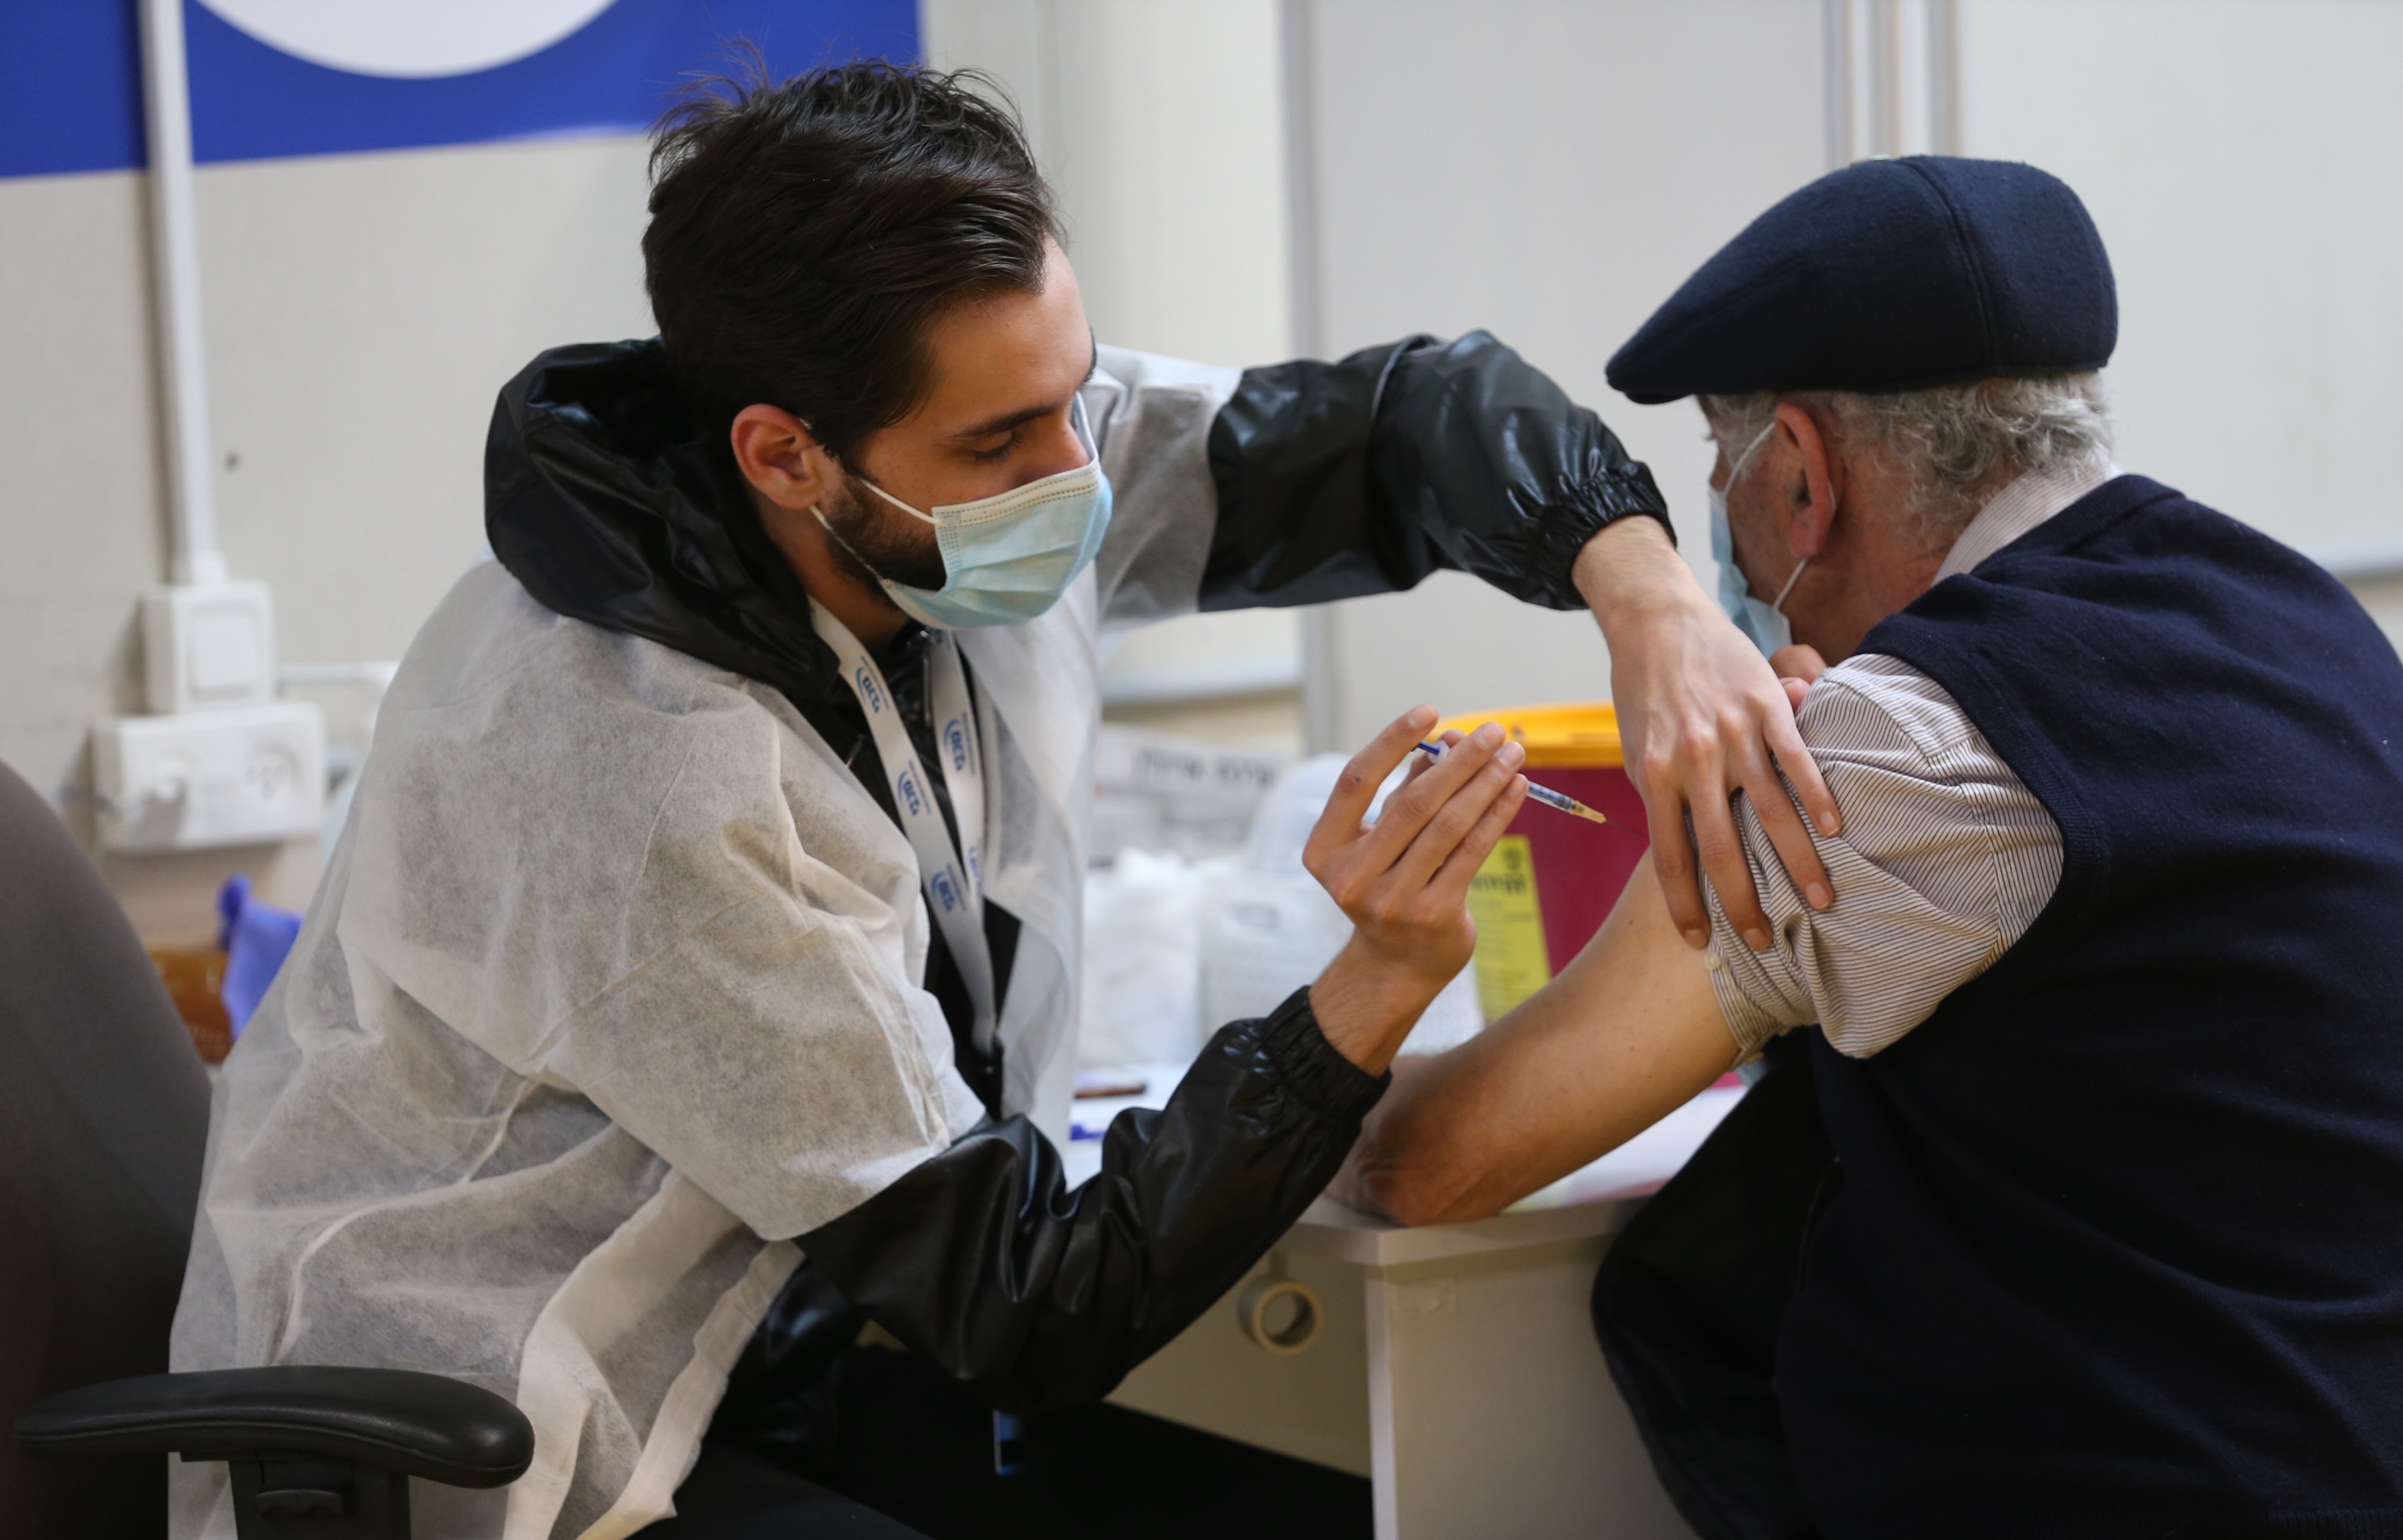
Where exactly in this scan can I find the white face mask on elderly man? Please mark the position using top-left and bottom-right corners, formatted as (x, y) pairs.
(1708, 421), (1808, 658)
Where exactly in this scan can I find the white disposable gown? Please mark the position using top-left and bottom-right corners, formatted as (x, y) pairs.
(168, 349), (1241, 1539)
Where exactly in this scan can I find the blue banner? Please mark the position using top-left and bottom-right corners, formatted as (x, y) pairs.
(0, 3), (148, 178)
(0, 0), (920, 179)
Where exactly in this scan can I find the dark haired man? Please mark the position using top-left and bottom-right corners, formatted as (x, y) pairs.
(168, 63), (1828, 1539)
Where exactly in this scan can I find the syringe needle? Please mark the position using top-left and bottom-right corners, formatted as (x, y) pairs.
(1416, 740), (1606, 825)
(1521, 780), (1609, 825)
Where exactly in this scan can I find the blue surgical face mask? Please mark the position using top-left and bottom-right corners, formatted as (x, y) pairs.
(837, 396), (1114, 629)
(1707, 422), (1807, 657)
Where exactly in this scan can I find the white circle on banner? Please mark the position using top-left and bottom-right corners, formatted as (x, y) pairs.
(199, 0), (618, 79)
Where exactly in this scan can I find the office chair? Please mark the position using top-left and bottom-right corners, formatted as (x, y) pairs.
(1, 759), (533, 1539)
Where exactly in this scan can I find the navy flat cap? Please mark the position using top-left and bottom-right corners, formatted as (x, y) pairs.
(1606, 156), (2115, 404)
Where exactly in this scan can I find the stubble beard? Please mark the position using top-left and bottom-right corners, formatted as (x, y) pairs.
(817, 474), (949, 593)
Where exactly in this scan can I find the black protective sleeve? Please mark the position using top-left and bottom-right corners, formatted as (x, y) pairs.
(1202, 331), (1670, 612)
(794, 989), (1385, 1414)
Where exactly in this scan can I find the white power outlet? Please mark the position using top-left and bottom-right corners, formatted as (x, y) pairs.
(92, 701), (326, 853)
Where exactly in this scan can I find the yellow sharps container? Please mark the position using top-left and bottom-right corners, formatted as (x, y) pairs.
(1436, 702), (1652, 1021)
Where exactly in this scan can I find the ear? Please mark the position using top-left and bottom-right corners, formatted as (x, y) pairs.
(729, 405), (837, 513)
(1769, 401), (1843, 562)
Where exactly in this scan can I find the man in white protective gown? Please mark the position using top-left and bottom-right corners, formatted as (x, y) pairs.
(168, 61), (1836, 1540)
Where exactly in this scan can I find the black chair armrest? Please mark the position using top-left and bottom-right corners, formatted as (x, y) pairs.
(14, 1367), (534, 1488)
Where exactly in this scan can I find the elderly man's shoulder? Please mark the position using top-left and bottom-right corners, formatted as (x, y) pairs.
(1797, 654), (2006, 785)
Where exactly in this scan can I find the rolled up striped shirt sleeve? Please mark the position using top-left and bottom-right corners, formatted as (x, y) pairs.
(1702, 654), (2063, 1060)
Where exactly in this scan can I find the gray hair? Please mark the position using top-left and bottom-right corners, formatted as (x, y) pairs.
(1700, 372), (2115, 546)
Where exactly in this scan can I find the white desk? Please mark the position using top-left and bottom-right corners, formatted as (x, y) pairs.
(1070, 1075), (1739, 1540)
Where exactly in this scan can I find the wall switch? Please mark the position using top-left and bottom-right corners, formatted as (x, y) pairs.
(143, 580), (277, 714)
(92, 701), (326, 853)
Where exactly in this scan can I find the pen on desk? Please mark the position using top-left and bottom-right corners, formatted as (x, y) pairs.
(1416, 739), (1608, 825)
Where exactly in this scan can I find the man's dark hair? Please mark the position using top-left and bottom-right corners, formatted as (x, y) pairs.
(644, 58), (1061, 462)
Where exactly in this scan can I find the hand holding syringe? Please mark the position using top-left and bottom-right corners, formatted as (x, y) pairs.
(1298, 709), (1527, 1075)
(1416, 739), (1607, 825)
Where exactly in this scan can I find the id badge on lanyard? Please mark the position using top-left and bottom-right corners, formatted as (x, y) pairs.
(811, 604), (995, 1055)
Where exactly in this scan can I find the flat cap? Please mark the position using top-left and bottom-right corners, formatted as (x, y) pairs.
(1606, 156), (2115, 405)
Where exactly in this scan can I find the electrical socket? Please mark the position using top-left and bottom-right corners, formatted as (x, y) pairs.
(91, 701), (326, 853)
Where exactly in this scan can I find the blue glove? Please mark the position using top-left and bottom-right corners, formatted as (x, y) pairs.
(217, 873), (303, 1036)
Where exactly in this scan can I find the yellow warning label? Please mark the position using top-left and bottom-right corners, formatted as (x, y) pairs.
(1465, 835), (1551, 1022)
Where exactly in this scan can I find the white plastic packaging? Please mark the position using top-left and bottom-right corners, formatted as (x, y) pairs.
(1078, 847), (1207, 1067)
(1199, 755), (1484, 1056)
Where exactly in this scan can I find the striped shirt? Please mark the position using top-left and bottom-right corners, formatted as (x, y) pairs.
(1704, 462), (2120, 1060)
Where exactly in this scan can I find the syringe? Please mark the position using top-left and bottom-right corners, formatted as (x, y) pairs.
(1415, 740), (1608, 825)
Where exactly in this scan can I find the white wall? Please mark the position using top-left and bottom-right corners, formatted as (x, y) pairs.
(924, 0), (1293, 364)
(0, 170), (205, 927)
(924, 0), (1307, 748)
(14, 0), (2398, 934)
(1296, 0), (2403, 750)
(1958, 0), (2403, 567)
(0, 134), (655, 935)
(1296, 0), (1828, 750)
(201, 138), (656, 676)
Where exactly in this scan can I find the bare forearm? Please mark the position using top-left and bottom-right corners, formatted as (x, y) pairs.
(1572, 516), (1709, 645)
(1349, 852), (1738, 1225)
(1347, 1037), (1554, 1225)
(1569, 520), (1841, 950)
(1309, 936), (1454, 1078)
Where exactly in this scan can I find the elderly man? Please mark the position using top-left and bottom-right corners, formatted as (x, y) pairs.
(1329, 157), (2403, 1537)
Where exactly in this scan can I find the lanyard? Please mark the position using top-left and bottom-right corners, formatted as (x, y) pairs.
(811, 605), (995, 1056)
